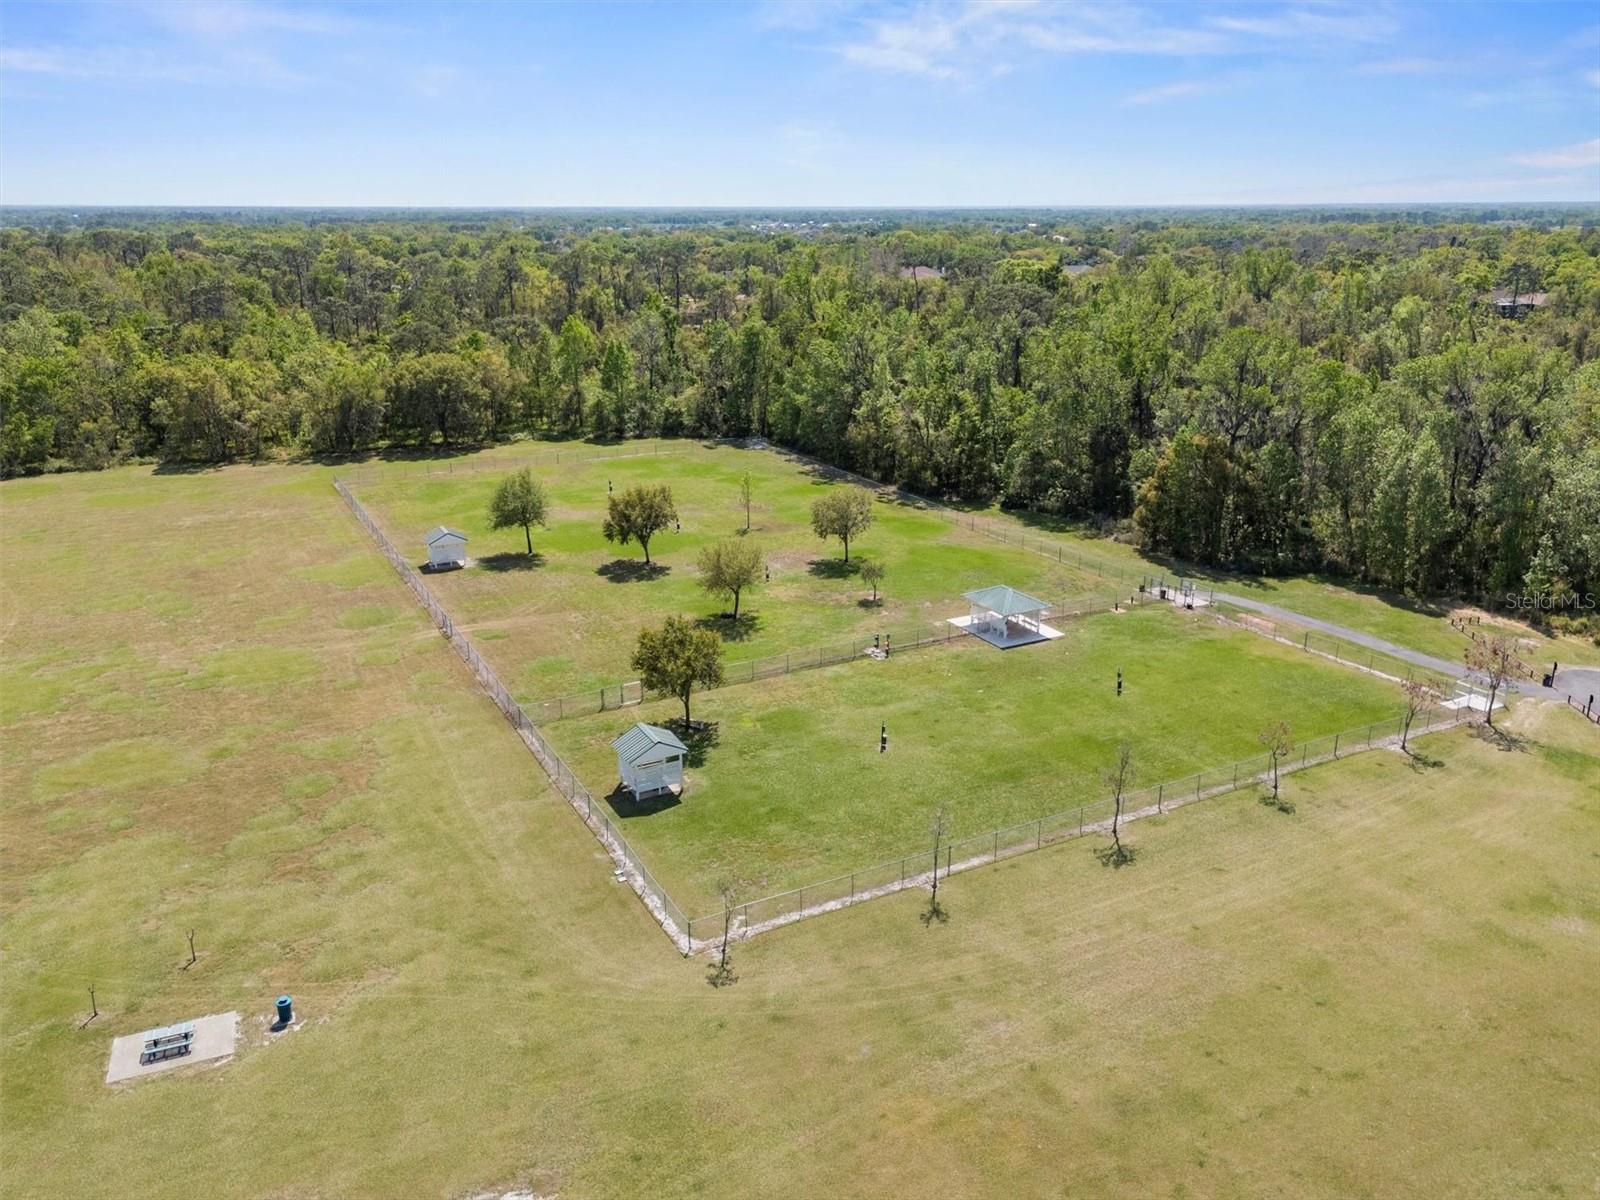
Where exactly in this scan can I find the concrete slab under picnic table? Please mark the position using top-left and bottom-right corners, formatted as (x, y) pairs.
(105, 1012), (239, 1085)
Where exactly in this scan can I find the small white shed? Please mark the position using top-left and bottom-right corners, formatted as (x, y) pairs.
(425, 526), (468, 569)
(612, 722), (688, 798)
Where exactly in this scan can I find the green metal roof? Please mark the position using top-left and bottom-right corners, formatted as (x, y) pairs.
(611, 722), (688, 764)
(962, 585), (1050, 617)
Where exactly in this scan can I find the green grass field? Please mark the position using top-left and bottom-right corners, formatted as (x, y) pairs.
(976, 504), (1600, 669)
(4, 454), (1598, 1199)
(353, 442), (1099, 702)
(551, 606), (1407, 914)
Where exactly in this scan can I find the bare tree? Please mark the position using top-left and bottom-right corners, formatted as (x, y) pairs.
(709, 879), (738, 987)
(923, 804), (951, 923)
(1464, 635), (1524, 728)
(737, 471), (753, 533)
(1400, 676), (1444, 752)
(1258, 720), (1293, 804)
(1099, 743), (1136, 867)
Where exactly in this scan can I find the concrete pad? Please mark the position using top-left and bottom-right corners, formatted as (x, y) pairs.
(106, 1012), (239, 1084)
(948, 614), (1065, 649)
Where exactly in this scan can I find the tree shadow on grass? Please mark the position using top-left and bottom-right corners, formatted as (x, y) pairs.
(1471, 722), (1531, 753)
(665, 718), (720, 767)
(1094, 842), (1140, 869)
(1257, 790), (1296, 815)
(597, 559), (670, 583)
(1403, 748), (1447, 771)
(605, 786), (682, 820)
(694, 613), (761, 643)
(808, 558), (860, 580)
(478, 551), (545, 573)
(856, 596), (884, 609)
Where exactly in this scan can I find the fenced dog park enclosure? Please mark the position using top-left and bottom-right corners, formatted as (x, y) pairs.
(332, 438), (1479, 953)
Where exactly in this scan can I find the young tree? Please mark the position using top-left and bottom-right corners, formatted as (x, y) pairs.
(1258, 720), (1293, 803)
(737, 471), (753, 532)
(709, 878), (738, 987)
(632, 615), (724, 727)
(924, 803), (950, 923)
(487, 467), (549, 556)
(810, 486), (875, 562)
(1464, 635), (1524, 728)
(858, 558), (886, 603)
(1400, 676), (1444, 752)
(1101, 743), (1135, 866)
(698, 538), (763, 619)
(603, 483), (677, 564)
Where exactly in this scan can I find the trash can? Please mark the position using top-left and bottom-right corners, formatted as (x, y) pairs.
(275, 995), (293, 1025)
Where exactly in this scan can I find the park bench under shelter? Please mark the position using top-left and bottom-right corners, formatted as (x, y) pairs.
(951, 585), (1064, 649)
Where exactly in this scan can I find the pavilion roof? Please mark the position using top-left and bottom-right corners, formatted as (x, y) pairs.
(962, 585), (1050, 617)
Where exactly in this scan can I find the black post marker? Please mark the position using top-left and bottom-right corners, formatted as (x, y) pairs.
(880, 723), (887, 754)
(1117, 669), (1123, 697)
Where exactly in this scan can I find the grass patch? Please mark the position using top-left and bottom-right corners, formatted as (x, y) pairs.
(550, 607), (1405, 913)
(354, 443), (1102, 700)
(3, 453), (1596, 1200)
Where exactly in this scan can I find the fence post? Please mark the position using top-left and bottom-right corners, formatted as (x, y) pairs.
(1157, 783), (1163, 812)
(993, 831), (999, 861)
(1036, 819), (1042, 848)
(1333, 732), (1340, 758)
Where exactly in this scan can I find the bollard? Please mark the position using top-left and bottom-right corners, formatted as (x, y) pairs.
(275, 995), (293, 1026)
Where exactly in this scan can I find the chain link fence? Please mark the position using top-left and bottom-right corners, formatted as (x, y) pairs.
(335, 439), (686, 490)
(334, 448), (1487, 957)
(524, 589), (1139, 723)
(681, 702), (1470, 949)
(333, 477), (694, 952)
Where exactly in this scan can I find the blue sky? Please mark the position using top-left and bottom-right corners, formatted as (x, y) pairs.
(2, 1), (1597, 205)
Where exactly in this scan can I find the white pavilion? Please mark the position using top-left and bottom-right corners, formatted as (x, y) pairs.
(949, 585), (1065, 649)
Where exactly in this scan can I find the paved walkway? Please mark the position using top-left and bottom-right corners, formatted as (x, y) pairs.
(1210, 590), (1571, 702)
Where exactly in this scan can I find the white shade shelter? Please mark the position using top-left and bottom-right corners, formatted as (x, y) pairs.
(612, 722), (688, 798)
(950, 585), (1064, 649)
(425, 526), (468, 569)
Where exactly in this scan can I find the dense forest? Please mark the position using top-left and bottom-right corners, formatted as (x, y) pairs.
(2, 209), (1597, 624)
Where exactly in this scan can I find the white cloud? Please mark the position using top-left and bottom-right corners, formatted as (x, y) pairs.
(1357, 56), (1450, 75)
(139, 1), (358, 40)
(832, 1), (1396, 82)
(1210, 6), (1395, 44)
(1511, 138), (1600, 169)
(1122, 78), (1225, 106)
(0, 2), (361, 90)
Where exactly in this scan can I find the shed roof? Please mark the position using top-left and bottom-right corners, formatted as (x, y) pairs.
(426, 526), (468, 544)
(963, 585), (1050, 617)
(611, 722), (688, 764)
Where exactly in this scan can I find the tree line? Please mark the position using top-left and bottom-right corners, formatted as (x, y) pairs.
(2, 214), (1596, 630)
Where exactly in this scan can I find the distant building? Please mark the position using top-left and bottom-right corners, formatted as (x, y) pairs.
(899, 265), (946, 281)
(1487, 289), (1549, 318)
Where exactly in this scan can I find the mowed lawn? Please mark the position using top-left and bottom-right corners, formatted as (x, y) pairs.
(551, 606), (1407, 914)
(4, 460), (1598, 1200)
(353, 441), (1099, 701)
(980, 503), (1600, 668)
